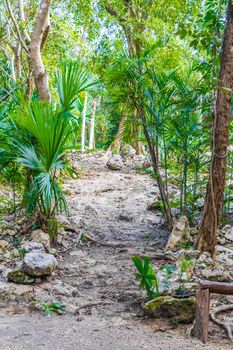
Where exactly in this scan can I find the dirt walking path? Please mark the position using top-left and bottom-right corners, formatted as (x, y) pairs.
(0, 153), (232, 349)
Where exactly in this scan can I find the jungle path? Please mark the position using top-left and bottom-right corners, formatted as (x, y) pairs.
(0, 153), (232, 349)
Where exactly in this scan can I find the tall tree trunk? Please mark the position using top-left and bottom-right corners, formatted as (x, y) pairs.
(89, 100), (96, 149)
(29, 0), (52, 102)
(197, 0), (233, 256)
(81, 92), (88, 152)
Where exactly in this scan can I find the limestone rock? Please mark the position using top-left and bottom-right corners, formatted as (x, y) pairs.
(0, 281), (34, 303)
(0, 240), (9, 252)
(56, 214), (71, 227)
(1, 229), (16, 237)
(144, 296), (195, 323)
(225, 228), (233, 242)
(190, 228), (198, 236)
(166, 216), (190, 251)
(106, 155), (123, 171)
(10, 248), (20, 258)
(120, 144), (136, 158)
(194, 252), (232, 282)
(7, 269), (35, 284)
(22, 252), (58, 277)
(31, 229), (50, 252)
(21, 242), (45, 253)
(49, 248), (58, 256)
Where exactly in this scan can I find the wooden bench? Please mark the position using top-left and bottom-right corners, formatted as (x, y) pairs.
(193, 281), (233, 343)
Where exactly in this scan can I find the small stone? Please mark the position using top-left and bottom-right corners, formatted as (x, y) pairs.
(225, 228), (233, 242)
(190, 228), (198, 236)
(7, 269), (35, 284)
(0, 240), (10, 252)
(106, 155), (123, 171)
(120, 144), (136, 158)
(2, 229), (16, 237)
(31, 229), (50, 252)
(21, 241), (45, 253)
(22, 252), (58, 277)
(11, 248), (20, 258)
(118, 213), (133, 222)
(49, 248), (58, 256)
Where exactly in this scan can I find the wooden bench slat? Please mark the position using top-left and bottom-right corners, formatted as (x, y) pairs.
(199, 281), (233, 295)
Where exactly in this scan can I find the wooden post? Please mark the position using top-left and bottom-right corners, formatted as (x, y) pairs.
(193, 288), (210, 344)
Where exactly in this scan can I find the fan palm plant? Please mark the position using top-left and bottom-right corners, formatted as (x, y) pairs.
(0, 61), (97, 225)
(13, 101), (74, 220)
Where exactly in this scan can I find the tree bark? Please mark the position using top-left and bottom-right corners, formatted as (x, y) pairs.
(89, 100), (96, 149)
(107, 113), (127, 153)
(197, 0), (233, 256)
(81, 92), (88, 152)
(140, 108), (173, 230)
(29, 0), (52, 102)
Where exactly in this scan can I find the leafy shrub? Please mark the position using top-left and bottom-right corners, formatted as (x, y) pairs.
(132, 256), (160, 299)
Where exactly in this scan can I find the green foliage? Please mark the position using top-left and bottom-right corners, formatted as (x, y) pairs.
(0, 62), (94, 224)
(17, 247), (27, 259)
(176, 257), (193, 295)
(55, 62), (98, 114)
(33, 301), (66, 316)
(159, 263), (176, 291)
(132, 256), (159, 299)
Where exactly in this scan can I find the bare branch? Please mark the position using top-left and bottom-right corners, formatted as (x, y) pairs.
(18, 0), (31, 43)
(5, 0), (28, 53)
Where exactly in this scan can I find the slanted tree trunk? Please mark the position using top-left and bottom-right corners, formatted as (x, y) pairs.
(140, 108), (173, 230)
(29, 0), (52, 102)
(197, 0), (233, 256)
(107, 114), (127, 154)
(89, 100), (96, 149)
(81, 92), (88, 153)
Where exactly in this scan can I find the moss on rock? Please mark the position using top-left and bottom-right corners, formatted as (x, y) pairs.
(144, 295), (195, 323)
(7, 269), (35, 284)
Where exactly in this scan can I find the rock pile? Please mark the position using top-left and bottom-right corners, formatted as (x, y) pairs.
(5, 230), (58, 285)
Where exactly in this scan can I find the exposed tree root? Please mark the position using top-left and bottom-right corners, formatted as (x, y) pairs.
(75, 301), (113, 313)
(63, 226), (174, 259)
(210, 304), (233, 342)
(64, 226), (136, 248)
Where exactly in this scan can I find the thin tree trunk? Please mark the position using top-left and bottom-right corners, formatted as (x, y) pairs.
(29, 0), (52, 102)
(81, 92), (88, 152)
(89, 100), (96, 149)
(108, 114), (127, 153)
(197, 0), (233, 256)
(10, 54), (16, 82)
(140, 109), (173, 230)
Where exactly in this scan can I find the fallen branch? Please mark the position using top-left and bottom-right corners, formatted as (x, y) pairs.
(210, 304), (233, 342)
(64, 226), (135, 248)
(75, 301), (113, 313)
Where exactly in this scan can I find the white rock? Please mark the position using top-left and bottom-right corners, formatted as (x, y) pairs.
(225, 228), (233, 242)
(166, 216), (190, 251)
(106, 155), (123, 171)
(31, 229), (50, 252)
(21, 241), (45, 253)
(22, 252), (58, 277)
(120, 144), (136, 158)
